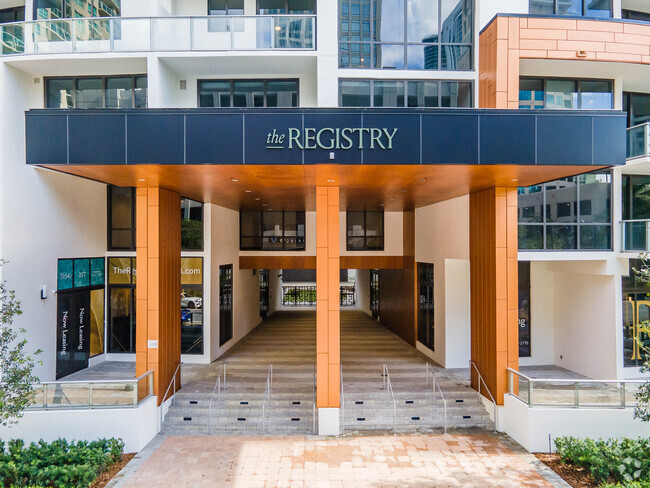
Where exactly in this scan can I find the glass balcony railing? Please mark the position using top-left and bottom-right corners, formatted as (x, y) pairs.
(621, 219), (650, 252)
(627, 122), (650, 160)
(0, 15), (315, 56)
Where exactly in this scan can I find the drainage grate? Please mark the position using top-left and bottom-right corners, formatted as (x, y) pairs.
(462, 415), (471, 419)
(189, 401), (198, 405)
(240, 401), (249, 405)
(411, 417), (420, 421)
(292, 401), (301, 405)
(291, 418), (300, 421)
(357, 417), (366, 421)
(355, 401), (363, 405)
(183, 417), (192, 421)
(237, 418), (246, 421)
(405, 400), (414, 404)
(456, 399), (464, 403)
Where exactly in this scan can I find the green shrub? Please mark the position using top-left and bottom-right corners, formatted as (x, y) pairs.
(555, 436), (650, 483)
(0, 437), (124, 488)
(600, 482), (650, 488)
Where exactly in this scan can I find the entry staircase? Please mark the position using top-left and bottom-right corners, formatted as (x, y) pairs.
(161, 311), (494, 435)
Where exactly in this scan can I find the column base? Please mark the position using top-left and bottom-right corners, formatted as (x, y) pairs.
(318, 408), (340, 435)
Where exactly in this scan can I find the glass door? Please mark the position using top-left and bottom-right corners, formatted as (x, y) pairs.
(417, 263), (434, 351)
(219, 264), (233, 346)
(370, 269), (380, 318)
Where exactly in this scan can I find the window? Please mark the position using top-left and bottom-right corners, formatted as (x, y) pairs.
(370, 269), (380, 318)
(35, 0), (121, 19)
(199, 79), (299, 107)
(108, 186), (135, 251)
(519, 78), (612, 110)
(240, 211), (306, 251)
(518, 170), (612, 250)
(624, 92), (650, 128)
(346, 211), (384, 250)
(622, 9), (650, 22)
(219, 264), (233, 346)
(107, 257), (136, 354)
(0, 6), (25, 23)
(181, 258), (204, 355)
(257, 0), (315, 14)
(209, 0), (244, 14)
(529, 0), (611, 17)
(623, 259), (650, 368)
(417, 263), (434, 351)
(339, 0), (472, 70)
(340, 79), (473, 107)
(181, 198), (203, 251)
(46, 76), (147, 109)
(622, 175), (650, 251)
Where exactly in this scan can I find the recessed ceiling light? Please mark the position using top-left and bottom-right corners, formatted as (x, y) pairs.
(274, 26), (282, 31)
(327, 179), (335, 182)
(232, 178), (240, 182)
(245, 190), (252, 193)
(390, 197), (395, 200)
(137, 178), (145, 182)
(418, 178), (427, 182)
(262, 203), (267, 206)
(379, 203), (385, 206)
(511, 179), (519, 182)
(255, 197), (261, 201)
(401, 190), (407, 193)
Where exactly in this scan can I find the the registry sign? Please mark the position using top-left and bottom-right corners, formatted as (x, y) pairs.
(265, 127), (399, 150)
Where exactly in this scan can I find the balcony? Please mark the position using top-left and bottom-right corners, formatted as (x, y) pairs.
(621, 219), (650, 252)
(0, 15), (315, 56)
(628, 123), (650, 160)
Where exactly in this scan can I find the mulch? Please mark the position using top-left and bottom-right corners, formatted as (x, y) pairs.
(90, 453), (136, 488)
(535, 453), (609, 488)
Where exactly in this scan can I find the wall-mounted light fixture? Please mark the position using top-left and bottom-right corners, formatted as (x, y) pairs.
(40, 284), (47, 300)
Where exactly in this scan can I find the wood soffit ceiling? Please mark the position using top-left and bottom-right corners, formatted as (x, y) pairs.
(41, 164), (609, 212)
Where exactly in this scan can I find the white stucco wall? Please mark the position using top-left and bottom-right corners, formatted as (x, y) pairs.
(354, 269), (372, 315)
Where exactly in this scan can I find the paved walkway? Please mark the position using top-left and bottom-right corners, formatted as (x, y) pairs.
(109, 433), (568, 488)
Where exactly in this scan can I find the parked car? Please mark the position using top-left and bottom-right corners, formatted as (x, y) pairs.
(181, 293), (202, 309)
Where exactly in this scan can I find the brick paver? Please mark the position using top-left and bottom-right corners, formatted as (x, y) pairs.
(117, 434), (560, 488)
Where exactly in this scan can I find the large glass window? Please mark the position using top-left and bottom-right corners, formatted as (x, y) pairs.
(35, 0), (120, 19)
(46, 76), (147, 109)
(199, 79), (299, 107)
(624, 92), (650, 128)
(518, 171), (612, 250)
(181, 258), (204, 355)
(340, 79), (472, 107)
(181, 198), (203, 251)
(339, 0), (472, 70)
(519, 78), (612, 110)
(623, 259), (650, 368)
(622, 175), (650, 251)
(240, 211), (306, 251)
(0, 6), (25, 23)
(107, 257), (136, 354)
(258, 0), (315, 14)
(108, 186), (135, 251)
(209, 0), (245, 14)
(529, 0), (611, 17)
(346, 211), (384, 250)
(622, 9), (650, 22)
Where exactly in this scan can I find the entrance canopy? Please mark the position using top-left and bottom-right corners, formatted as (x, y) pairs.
(26, 108), (626, 210)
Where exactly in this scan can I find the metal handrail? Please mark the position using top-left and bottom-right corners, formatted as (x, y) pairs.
(507, 367), (644, 409)
(340, 363), (344, 435)
(208, 363), (226, 433)
(469, 360), (497, 432)
(425, 363), (447, 434)
(382, 364), (397, 435)
(29, 369), (154, 411)
(262, 364), (273, 432)
(159, 363), (182, 425)
(312, 363), (316, 434)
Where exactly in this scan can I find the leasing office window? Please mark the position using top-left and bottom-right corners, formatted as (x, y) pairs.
(519, 78), (613, 110)
(339, 79), (473, 107)
(257, 0), (315, 13)
(198, 79), (299, 107)
(108, 186), (136, 251)
(518, 170), (612, 250)
(347, 211), (384, 251)
(46, 76), (147, 109)
(181, 258), (204, 355)
(181, 198), (203, 251)
(240, 211), (306, 250)
(107, 257), (136, 354)
(529, 0), (611, 17)
(338, 0), (472, 70)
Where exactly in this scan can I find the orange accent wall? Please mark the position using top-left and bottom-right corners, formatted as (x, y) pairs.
(136, 187), (181, 406)
(378, 210), (416, 346)
(316, 186), (340, 409)
(469, 188), (518, 405)
(479, 16), (650, 108)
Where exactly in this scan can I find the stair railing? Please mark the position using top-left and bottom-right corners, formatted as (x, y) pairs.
(425, 363), (447, 434)
(159, 362), (182, 426)
(208, 363), (226, 434)
(340, 362), (345, 435)
(469, 360), (497, 433)
(262, 364), (273, 433)
(382, 364), (397, 435)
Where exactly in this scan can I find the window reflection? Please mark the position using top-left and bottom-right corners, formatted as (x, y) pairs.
(528, 0), (611, 17)
(340, 79), (472, 107)
(519, 78), (612, 110)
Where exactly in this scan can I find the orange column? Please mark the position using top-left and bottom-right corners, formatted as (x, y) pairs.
(135, 187), (181, 406)
(316, 186), (340, 416)
(469, 187), (519, 405)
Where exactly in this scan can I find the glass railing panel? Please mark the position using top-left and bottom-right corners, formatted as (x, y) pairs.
(90, 382), (136, 406)
(1, 23), (25, 54)
(577, 381), (622, 407)
(72, 18), (111, 52)
(625, 383), (641, 406)
(271, 16), (314, 49)
(191, 16), (233, 51)
(29, 384), (46, 408)
(151, 17), (190, 52)
(622, 220), (649, 252)
(34, 19), (73, 53)
(529, 380), (576, 406)
(513, 374), (530, 404)
(628, 123), (650, 159)
(111, 18), (151, 52)
(44, 383), (90, 408)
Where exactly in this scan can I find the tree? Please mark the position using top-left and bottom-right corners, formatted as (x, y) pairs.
(0, 263), (42, 427)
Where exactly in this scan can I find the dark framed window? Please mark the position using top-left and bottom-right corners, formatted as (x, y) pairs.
(338, 0), (473, 70)
(35, 0), (120, 20)
(339, 79), (473, 107)
(346, 211), (384, 251)
(181, 258), (204, 355)
(45, 75), (147, 109)
(0, 6), (25, 23)
(518, 170), (612, 250)
(108, 186), (135, 251)
(623, 92), (650, 128)
(370, 269), (380, 318)
(107, 257), (136, 354)
(529, 0), (611, 17)
(622, 9), (650, 22)
(219, 264), (233, 346)
(199, 79), (299, 107)
(240, 211), (306, 251)
(519, 78), (613, 110)
(417, 263), (434, 351)
(181, 198), (203, 251)
(518, 261), (531, 358)
(209, 0), (245, 14)
(260, 269), (269, 318)
(257, 0), (315, 14)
